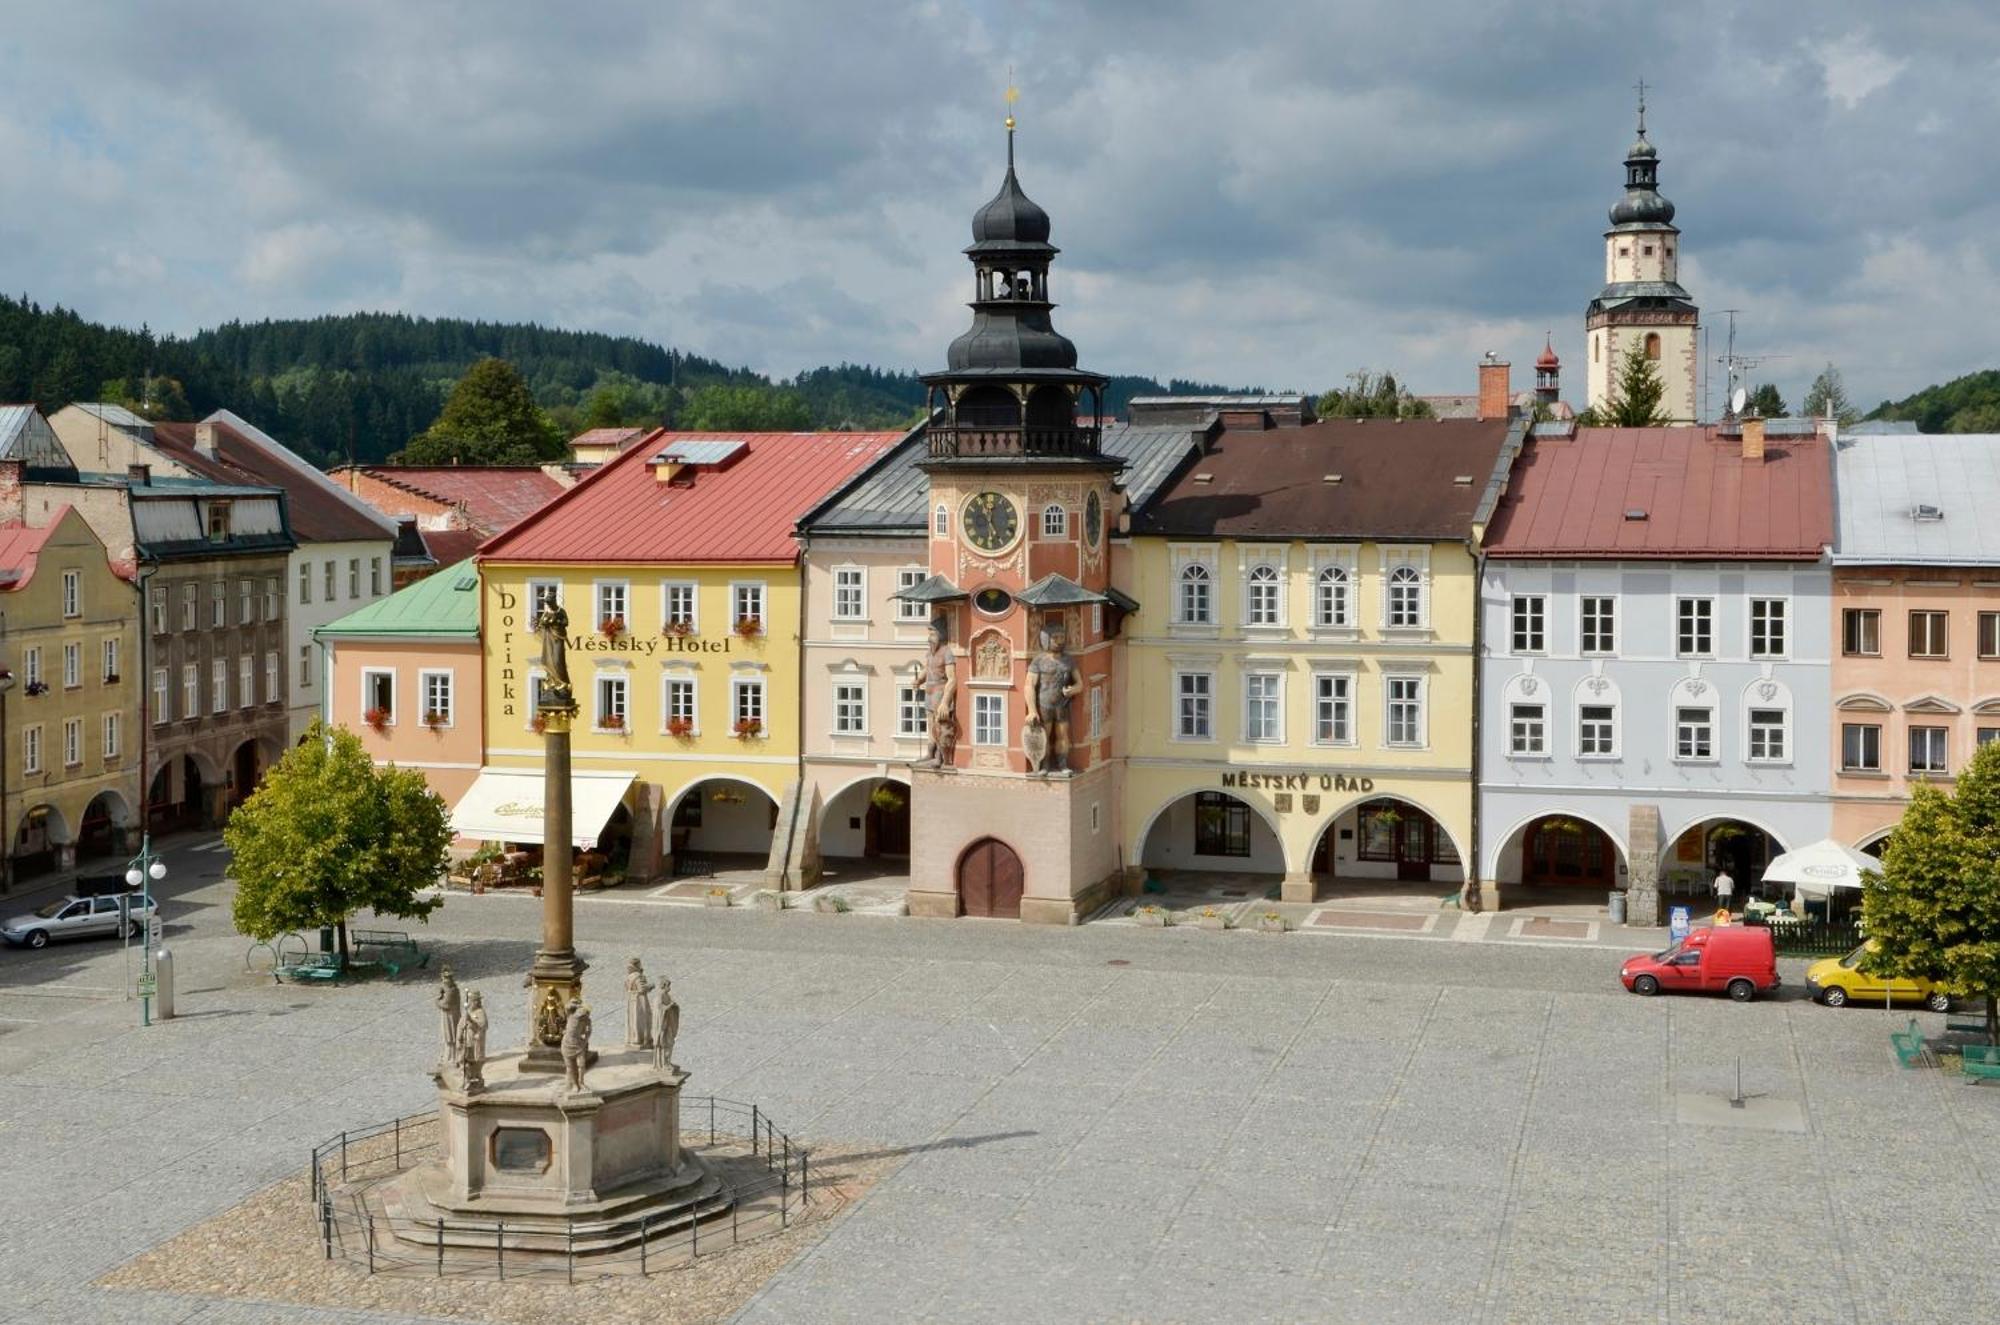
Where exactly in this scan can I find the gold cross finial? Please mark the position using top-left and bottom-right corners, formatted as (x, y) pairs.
(1004, 71), (1018, 132)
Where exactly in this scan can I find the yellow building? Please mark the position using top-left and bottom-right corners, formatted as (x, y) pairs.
(461, 431), (900, 882)
(0, 499), (143, 879)
(1122, 416), (1524, 906)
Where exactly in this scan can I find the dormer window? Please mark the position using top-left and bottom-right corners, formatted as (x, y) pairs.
(206, 502), (231, 543)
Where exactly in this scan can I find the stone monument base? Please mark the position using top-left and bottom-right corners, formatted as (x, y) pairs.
(382, 1048), (728, 1252)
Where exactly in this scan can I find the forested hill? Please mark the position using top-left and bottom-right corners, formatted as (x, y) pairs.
(1868, 368), (2000, 434)
(0, 299), (1262, 467)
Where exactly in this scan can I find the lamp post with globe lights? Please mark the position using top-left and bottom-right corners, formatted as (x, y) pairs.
(125, 848), (167, 1025)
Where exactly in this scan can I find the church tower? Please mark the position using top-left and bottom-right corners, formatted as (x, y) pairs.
(1585, 89), (1699, 422)
(901, 103), (1131, 925)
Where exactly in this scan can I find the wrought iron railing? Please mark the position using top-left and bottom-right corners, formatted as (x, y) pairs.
(308, 1097), (812, 1280)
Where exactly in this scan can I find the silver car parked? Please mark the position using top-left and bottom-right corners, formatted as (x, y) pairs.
(1, 894), (158, 949)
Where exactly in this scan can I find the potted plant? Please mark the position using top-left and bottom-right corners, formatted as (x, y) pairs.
(1197, 906), (1228, 931)
(1256, 910), (1288, 934)
(663, 618), (693, 638)
(23, 680), (47, 697)
(705, 885), (732, 908)
(1133, 903), (1171, 928)
(363, 705), (390, 732)
(599, 615), (626, 641)
(530, 712), (549, 734)
(601, 712), (626, 731)
(734, 616), (764, 639)
(733, 717), (763, 740)
(666, 716), (695, 739)
(422, 710), (448, 730)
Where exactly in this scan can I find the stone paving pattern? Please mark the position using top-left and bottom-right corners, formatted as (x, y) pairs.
(0, 836), (1994, 1323)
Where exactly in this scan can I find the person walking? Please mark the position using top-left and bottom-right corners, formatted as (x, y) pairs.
(1713, 868), (1735, 915)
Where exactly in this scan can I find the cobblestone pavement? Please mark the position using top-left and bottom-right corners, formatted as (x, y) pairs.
(1, 838), (1994, 1323)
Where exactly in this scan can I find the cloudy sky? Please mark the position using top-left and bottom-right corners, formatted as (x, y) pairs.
(2, 1), (1993, 411)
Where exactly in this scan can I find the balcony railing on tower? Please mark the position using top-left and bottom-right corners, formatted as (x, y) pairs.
(926, 422), (1101, 460)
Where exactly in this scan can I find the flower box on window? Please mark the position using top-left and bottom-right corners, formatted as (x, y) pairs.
(666, 716), (695, 739)
(599, 615), (626, 641)
(363, 706), (391, 732)
(734, 617), (764, 639)
(733, 717), (764, 739)
(103, 673), (120, 685)
(601, 713), (626, 731)
(663, 619), (693, 638)
(422, 710), (448, 730)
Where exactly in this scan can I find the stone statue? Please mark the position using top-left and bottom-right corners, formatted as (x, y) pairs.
(560, 999), (592, 1092)
(533, 601), (574, 710)
(624, 957), (655, 1049)
(533, 984), (566, 1047)
(456, 1009), (485, 1095)
(462, 990), (488, 1063)
(653, 978), (681, 1072)
(1024, 624), (1084, 774)
(918, 617), (957, 765)
(434, 968), (461, 1064)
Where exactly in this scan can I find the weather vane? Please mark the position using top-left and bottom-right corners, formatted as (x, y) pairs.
(1005, 70), (1018, 132)
(1634, 77), (1648, 133)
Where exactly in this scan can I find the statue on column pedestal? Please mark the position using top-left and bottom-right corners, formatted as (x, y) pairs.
(534, 602), (575, 711)
(625, 958), (655, 1049)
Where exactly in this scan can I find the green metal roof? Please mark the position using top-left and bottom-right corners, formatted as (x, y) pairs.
(316, 559), (481, 639)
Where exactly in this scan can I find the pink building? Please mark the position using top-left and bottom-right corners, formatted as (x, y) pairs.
(1830, 435), (2000, 849)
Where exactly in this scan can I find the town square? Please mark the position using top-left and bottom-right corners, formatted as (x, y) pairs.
(4, 3), (2000, 1322)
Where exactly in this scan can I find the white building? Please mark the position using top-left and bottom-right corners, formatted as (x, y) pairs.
(1478, 421), (1834, 925)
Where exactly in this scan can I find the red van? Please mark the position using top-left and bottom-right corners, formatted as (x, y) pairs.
(1620, 925), (1779, 1002)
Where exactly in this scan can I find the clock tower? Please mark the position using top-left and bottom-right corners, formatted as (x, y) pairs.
(901, 108), (1132, 925)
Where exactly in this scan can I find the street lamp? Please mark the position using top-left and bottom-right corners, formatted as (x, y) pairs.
(125, 849), (167, 1026)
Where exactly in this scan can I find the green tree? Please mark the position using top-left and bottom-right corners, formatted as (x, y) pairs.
(1315, 371), (1435, 420)
(1801, 363), (1858, 424)
(395, 356), (564, 464)
(1598, 347), (1669, 427)
(1746, 382), (1787, 418)
(681, 383), (812, 431)
(1864, 739), (2000, 1043)
(226, 723), (449, 963)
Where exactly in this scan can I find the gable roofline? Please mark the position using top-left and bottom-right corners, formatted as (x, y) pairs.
(793, 420), (930, 535)
(204, 410), (399, 539)
(476, 427), (666, 560)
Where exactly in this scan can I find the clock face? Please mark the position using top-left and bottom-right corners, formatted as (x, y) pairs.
(962, 492), (1020, 552)
(1084, 490), (1103, 547)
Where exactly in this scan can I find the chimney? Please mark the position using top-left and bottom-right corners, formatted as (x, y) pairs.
(127, 462), (152, 487)
(193, 421), (219, 457)
(0, 459), (23, 524)
(1741, 416), (1766, 463)
(1477, 352), (1511, 421)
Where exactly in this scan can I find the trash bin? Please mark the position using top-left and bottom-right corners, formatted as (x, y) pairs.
(1607, 890), (1628, 925)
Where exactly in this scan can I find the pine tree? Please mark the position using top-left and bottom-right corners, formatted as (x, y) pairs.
(1864, 739), (2000, 1043)
(1746, 383), (1787, 418)
(1802, 363), (1858, 424)
(395, 356), (564, 464)
(1600, 347), (1669, 427)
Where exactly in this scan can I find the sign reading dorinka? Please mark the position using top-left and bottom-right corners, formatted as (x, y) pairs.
(1221, 771), (1376, 795)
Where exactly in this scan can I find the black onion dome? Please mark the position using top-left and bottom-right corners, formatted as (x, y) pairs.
(971, 165), (1051, 245)
(1611, 187), (1676, 226)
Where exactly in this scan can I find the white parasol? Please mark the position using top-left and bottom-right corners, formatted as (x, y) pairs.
(1761, 838), (1882, 901)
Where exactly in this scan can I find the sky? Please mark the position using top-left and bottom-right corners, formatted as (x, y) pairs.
(2, 1), (1995, 413)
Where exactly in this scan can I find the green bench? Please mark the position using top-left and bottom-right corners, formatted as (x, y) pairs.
(1947, 1017), (1988, 1036)
(1890, 1017), (1931, 1068)
(352, 928), (428, 975)
(276, 952), (344, 984)
(1961, 1044), (2000, 1084)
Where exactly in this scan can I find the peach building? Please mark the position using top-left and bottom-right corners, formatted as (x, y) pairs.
(315, 558), (483, 808)
(1830, 435), (2000, 849)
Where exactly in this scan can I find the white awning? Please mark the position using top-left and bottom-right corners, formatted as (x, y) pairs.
(450, 769), (636, 848)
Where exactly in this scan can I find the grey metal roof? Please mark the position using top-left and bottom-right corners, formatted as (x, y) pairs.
(891, 574), (967, 603)
(1017, 573), (1105, 607)
(0, 406), (75, 470)
(1126, 395), (1306, 408)
(1842, 419), (1919, 436)
(71, 401), (153, 431)
(1833, 434), (2000, 565)
(800, 421), (1201, 536)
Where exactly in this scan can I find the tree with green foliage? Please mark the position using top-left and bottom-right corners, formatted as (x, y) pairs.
(1864, 738), (2000, 1043)
(1315, 371), (1434, 420)
(226, 723), (449, 964)
(1746, 382), (1787, 418)
(394, 357), (564, 465)
(1592, 346), (1669, 427)
(1801, 363), (1858, 424)
(681, 383), (813, 431)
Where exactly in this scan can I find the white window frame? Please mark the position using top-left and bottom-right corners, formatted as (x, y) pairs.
(972, 691), (1005, 747)
(1174, 670), (1214, 741)
(420, 669), (453, 727)
(1175, 563), (1214, 626)
(61, 569), (79, 618)
(298, 644), (314, 689)
(23, 646), (40, 689)
(1841, 722), (1881, 773)
(181, 583), (198, 631)
(1675, 706), (1715, 761)
(360, 667), (394, 725)
(149, 586), (167, 634)
(732, 581), (767, 631)
(265, 576), (280, 620)
(731, 676), (766, 733)
(897, 684), (928, 738)
(62, 642), (79, 689)
(832, 566), (866, 621)
(1576, 702), (1618, 758)
(298, 561), (312, 606)
(153, 668), (169, 725)
(1312, 551), (1357, 632)
(323, 559), (336, 601)
(369, 557), (382, 597)
(832, 678), (868, 735)
(1579, 595), (1617, 656)
(1510, 702), (1547, 756)
(933, 504), (949, 537)
(22, 723), (41, 776)
(527, 579), (563, 628)
(102, 637), (118, 683)
(1908, 725), (1949, 775)
(1243, 558), (1284, 629)
(595, 580), (630, 631)
(240, 578), (254, 624)
(1381, 548), (1429, 630)
(1243, 670), (1283, 743)
(662, 581), (697, 632)
(182, 664), (199, 719)
(265, 651), (279, 704)
(1511, 595), (1546, 654)
(1676, 596), (1714, 658)
(103, 711), (120, 759)
(1089, 685), (1105, 741)
(1312, 670), (1355, 746)
(1749, 597), (1789, 659)
(211, 658), (228, 714)
(348, 558), (361, 599)
(62, 716), (80, 768)
(1383, 673), (1427, 748)
(663, 675), (698, 733)
(239, 655), (254, 710)
(210, 581), (226, 628)
(1908, 609), (1949, 660)
(1041, 505), (1068, 539)
(595, 673), (629, 731)
(895, 567), (930, 623)
(1746, 707), (1789, 763)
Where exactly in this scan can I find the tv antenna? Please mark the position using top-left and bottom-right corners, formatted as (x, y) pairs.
(1713, 310), (1788, 417)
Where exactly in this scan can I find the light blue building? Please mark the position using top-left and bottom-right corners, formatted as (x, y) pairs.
(1477, 421), (1835, 924)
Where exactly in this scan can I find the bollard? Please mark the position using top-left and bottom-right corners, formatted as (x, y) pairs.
(691, 1204), (699, 1258)
(436, 1220), (444, 1276)
(751, 1105), (760, 1156)
(153, 947), (176, 1020)
(566, 1223), (574, 1284)
(781, 1164), (789, 1229)
(640, 1216), (648, 1275)
(496, 1221), (504, 1281)
(340, 1130), (349, 1181)
(709, 1095), (716, 1146)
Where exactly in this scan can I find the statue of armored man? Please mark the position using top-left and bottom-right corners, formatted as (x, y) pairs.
(1024, 623), (1084, 775)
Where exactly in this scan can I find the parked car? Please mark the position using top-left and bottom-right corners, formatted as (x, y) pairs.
(1, 893), (158, 949)
(1806, 941), (1951, 1011)
(1621, 924), (1779, 1002)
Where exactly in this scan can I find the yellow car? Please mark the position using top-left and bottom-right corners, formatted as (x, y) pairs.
(1806, 942), (1952, 1011)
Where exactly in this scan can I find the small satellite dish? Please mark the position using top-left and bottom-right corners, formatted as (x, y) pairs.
(1729, 387), (1748, 416)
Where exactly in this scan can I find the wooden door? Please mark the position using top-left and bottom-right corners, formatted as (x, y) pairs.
(867, 792), (911, 857)
(1396, 815), (1432, 882)
(958, 838), (1024, 918)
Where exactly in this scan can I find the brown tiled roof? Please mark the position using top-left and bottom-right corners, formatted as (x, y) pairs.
(1484, 427), (1832, 560)
(152, 421), (391, 544)
(340, 466), (568, 535)
(419, 527), (487, 565)
(1136, 418), (1515, 541)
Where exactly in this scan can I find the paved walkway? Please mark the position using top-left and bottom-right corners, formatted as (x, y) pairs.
(0, 851), (1993, 1323)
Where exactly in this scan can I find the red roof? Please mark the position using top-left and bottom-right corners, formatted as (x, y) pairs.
(153, 420), (391, 544)
(343, 466), (569, 535)
(1485, 427), (1832, 560)
(0, 515), (61, 590)
(482, 431), (901, 564)
(1536, 338), (1560, 369)
(420, 528), (487, 566)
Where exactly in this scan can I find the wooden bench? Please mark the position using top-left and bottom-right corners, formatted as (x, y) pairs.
(351, 929), (428, 974)
(275, 952), (344, 984)
(1961, 1044), (2000, 1084)
(1890, 1017), (1931, 1068)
